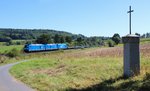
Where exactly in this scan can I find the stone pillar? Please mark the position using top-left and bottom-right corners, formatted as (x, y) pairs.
(122, 34), (140, 77)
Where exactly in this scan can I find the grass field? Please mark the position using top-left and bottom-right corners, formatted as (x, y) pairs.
(0, 42), (5, 45)
(12, 40), (26, 42)
(0, 45), (24, 53)
(140, 38), (150, 44)
(10, 44), (150, 91)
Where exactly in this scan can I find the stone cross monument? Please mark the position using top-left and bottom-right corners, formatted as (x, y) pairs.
(122, 6), (140, 77)
(128, 6), (134, 34)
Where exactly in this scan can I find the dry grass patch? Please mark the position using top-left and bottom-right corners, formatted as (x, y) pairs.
(31, 64), (67, 76)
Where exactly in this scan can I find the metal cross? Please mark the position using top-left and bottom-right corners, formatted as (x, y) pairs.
(127, 6), (134, 34)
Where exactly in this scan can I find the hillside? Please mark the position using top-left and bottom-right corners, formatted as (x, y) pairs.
(0, 28), (77, 40)
(0, 28), (109, 47)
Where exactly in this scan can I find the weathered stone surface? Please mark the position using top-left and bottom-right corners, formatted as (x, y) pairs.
(122, 34), (140, 77)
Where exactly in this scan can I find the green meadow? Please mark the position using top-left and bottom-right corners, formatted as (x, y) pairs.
(10, 45), (150, 91)
(0, 45), (24, 54)
(140, 38), (150, 44)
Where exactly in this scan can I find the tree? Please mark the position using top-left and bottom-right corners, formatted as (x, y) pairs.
(146, 33), (150, 38)
(0, 36), (12, 42)
(54, 34), (61, 43)
(77, 37), (83, 43)
(141, 34), (146, 38)
(65, 36), (72, 43)
(60, 36), (65, 43)
(112, 33), (121, 45)
(36, 34), (52, 44)
(107, 39), (115, 47)
(135, 33), (140, 37)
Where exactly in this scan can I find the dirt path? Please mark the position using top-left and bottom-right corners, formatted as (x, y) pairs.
(0, 61), (34, 91)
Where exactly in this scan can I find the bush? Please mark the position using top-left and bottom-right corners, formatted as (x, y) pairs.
(112, 33), (121, 45)
(16, 41), (21, 45)
(0, 55), (8, 63)
(6, 48), (20, 57)
(108, 40), (115, 47)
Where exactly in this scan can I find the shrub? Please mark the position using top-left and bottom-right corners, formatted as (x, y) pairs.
(16, 41), (21, 45)
(112, 33), (121, 45)
(0, 55), (8, 63)
(108, 40), (115, 47)
(6, 48), (20, 57)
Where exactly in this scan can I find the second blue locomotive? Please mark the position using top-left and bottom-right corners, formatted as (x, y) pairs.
(24, 43), (68, 52)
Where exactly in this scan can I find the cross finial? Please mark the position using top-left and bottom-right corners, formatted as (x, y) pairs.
(127, 6), (134, 34)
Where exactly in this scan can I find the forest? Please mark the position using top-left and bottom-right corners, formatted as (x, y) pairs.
(0, 28), (111, 47)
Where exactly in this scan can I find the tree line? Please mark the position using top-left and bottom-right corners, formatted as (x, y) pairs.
(0, 28), (108, 47)
(140, 33), (150, 38)
(35, 33), (122, 47)
(34, 34), (109, 47)
(0, 28), (74, 41)
(0, 28), (123, 47)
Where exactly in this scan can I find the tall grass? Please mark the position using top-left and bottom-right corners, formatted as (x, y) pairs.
(140, 38), (150, 44)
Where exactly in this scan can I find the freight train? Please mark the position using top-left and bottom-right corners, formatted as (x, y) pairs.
(24, 43), (68, 52)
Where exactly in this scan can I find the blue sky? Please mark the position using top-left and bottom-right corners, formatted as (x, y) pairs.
(0, 0), (150, 37)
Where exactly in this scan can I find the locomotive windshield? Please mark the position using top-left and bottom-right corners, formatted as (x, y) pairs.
(24, 45), (28, 48)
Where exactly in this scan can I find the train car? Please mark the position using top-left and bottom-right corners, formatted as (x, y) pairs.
(24, 43), (68, 52)
(57, 43), (68, 49)
(45, 44), (58, 50)
(24, 44), (45, 52)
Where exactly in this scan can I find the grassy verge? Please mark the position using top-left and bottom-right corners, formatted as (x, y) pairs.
(10, 47), (150, 91)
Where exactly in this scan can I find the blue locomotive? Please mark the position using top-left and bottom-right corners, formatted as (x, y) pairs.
(24, 43), (68, 52)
